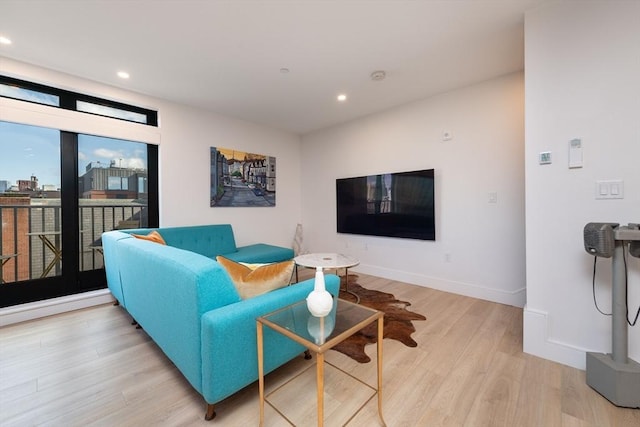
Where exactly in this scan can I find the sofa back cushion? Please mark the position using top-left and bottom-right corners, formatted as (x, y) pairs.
(150, 224), (238, 258)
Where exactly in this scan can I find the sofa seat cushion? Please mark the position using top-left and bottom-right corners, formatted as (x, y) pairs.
(224, 243), (294, 264)
(216, 256), (294, 299)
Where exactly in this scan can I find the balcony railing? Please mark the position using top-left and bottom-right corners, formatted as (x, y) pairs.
(0, 203), (146, 283)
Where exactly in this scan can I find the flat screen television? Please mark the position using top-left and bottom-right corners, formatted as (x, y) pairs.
(336, 169), (435, 240)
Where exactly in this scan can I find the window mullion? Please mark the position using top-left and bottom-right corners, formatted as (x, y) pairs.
(60, 131), (79, 289)
(59, 93), (76, 111)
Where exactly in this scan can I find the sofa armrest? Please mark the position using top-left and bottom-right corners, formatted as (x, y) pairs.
(200, 274), (340, 404)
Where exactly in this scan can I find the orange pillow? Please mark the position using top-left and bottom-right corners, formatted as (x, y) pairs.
(216, 256), (294, 299)
(131, 230), (166, 245)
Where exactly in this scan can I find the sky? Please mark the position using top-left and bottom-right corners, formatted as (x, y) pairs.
(0, 121), (147, 189)
(216, 147), (266, 161)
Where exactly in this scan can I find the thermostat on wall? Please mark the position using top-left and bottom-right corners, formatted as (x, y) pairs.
(539, 151), (552, 165)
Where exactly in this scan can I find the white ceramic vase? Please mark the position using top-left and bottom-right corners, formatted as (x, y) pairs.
(306, 267), (333, 317)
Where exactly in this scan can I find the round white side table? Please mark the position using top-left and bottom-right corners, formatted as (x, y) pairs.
(294, 253), (360, 302)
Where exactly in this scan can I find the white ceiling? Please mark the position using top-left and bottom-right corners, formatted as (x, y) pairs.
(0, 0), (546, 134)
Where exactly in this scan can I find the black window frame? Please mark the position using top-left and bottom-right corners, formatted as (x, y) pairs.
(0, 75), (158, 126)
(0, 76), (159, 307)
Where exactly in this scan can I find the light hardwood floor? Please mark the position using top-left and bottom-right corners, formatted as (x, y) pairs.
(1, 273), (638, 426)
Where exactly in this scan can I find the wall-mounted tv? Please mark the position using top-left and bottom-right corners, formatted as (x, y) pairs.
(336, 169), (435, 241)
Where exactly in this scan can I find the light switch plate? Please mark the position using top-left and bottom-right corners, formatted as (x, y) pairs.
(595, 180), (624, 199)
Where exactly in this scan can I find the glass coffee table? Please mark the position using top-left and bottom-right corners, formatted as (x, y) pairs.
(257, 298), (386, 427)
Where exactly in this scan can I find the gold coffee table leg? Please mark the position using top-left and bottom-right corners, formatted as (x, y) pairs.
(377, 316), (386, 426)
(257, 321), (265, 427)
(316, 352), (325, 427)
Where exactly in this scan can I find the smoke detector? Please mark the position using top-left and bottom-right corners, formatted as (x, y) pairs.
(370, 70), (386, 81)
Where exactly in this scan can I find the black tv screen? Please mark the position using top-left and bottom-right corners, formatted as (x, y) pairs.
(336, 169), (435, 241)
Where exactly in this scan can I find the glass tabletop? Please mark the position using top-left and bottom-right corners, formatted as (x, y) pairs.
(258, 298), (382, 351)
(293, 253), (359, 269)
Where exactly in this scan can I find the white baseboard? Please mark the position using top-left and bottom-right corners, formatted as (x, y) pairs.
(0, 289), (115, 327)
(523, 305), (588, 370)
(354, 263), (526, 308)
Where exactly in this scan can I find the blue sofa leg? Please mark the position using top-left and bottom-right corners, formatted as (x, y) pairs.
(205, 404), (216, 421)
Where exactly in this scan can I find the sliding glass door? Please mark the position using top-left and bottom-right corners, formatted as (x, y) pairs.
(77, 134), (150, 273)
(0, 122), (62, 284)
(0, 121), (158, 307)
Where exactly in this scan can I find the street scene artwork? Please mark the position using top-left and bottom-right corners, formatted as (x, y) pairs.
(210, 147), (276, 207)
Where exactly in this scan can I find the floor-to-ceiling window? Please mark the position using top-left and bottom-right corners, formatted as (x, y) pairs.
(77, 135), (150, 274)
(0, 122), (61, 283)
(0, 76), (159, 307)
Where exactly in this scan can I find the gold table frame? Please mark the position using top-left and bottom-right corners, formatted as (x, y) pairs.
(257, 298), (386, 427)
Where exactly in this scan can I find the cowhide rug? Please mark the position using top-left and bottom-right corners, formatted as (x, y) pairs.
(333, 275), (427, 363)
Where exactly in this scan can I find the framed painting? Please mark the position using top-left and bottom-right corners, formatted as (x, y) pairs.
(210, 147), (276, 207)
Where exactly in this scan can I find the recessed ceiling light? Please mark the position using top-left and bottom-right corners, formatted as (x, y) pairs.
(279, 68), (290, 74)
(0, 36), (12, 45)
(117, 71), (130, 79)
(337, 94), (347, 102)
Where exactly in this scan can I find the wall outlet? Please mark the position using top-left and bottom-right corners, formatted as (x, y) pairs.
(445, 253), (452, 263)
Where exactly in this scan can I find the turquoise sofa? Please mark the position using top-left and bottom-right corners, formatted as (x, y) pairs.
(101, 224), (340, 420)
(102, 224), (295, 307)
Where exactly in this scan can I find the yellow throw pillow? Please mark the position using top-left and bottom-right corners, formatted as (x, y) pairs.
(217, 256), (294, 299)
(131, 230), (166, 245)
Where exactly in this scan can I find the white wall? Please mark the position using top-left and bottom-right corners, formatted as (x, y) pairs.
(524, 2), (640, 369)
(0, 58), (303, 248)
(301, 73), (526, 307)
(156, 101), (302, 247)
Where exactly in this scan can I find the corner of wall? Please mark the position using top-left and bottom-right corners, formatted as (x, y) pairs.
(523, 305), (588, 370)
